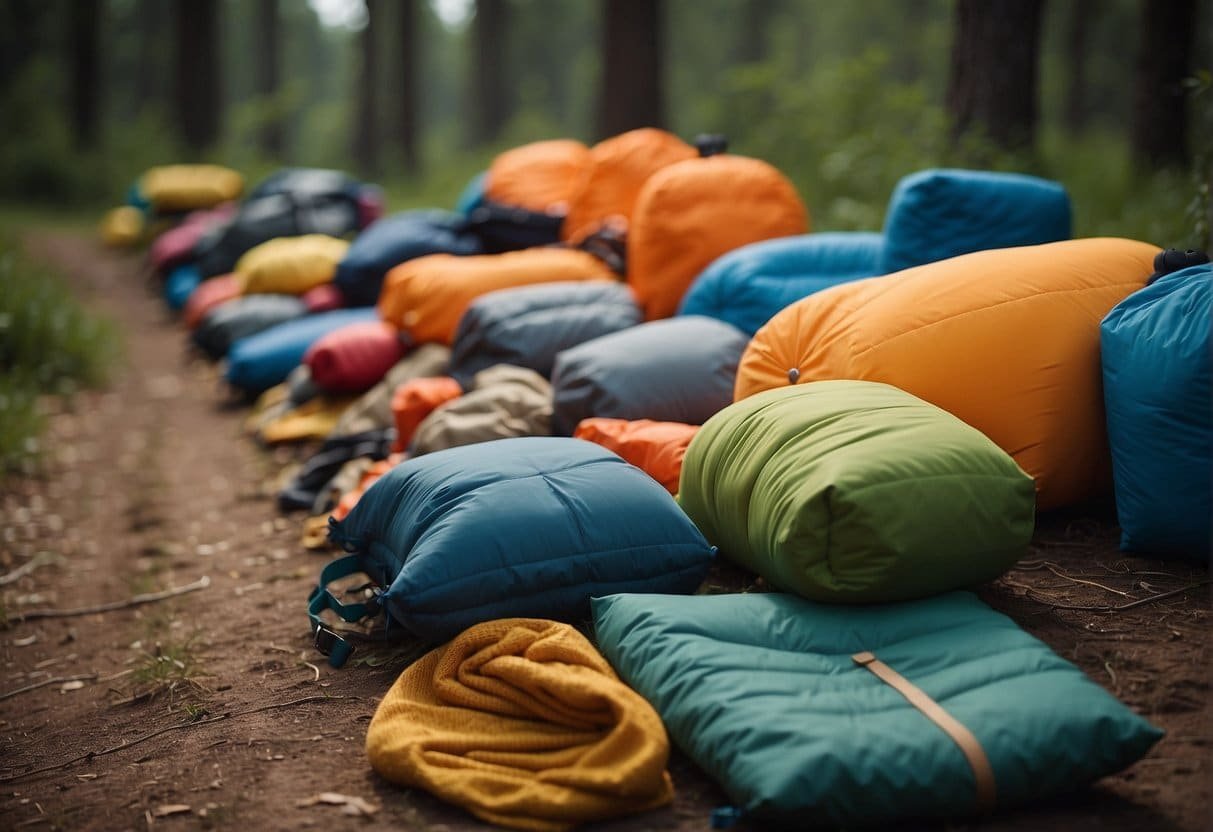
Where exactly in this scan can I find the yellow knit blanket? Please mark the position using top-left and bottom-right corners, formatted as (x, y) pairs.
(366, 618), (674, 831)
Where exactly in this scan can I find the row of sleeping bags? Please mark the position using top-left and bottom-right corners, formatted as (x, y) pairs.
(132, 145), (1199, 826)
(99, 163), (247, 248)
(300, 246), (1204, 829)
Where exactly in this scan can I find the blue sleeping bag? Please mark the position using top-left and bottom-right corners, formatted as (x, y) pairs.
(594, 591), (1162, 828)
(224, 307), (380, 394)
(679, 168), (1072, 335)
(164, 264), (203, 311)
(550, 316), (748, 435)
(333, 211), (485, 307)
(449, 281), (641, 388)
(679, 233), (883, 336)
(1101, 263), (1211, 559)
(310, 437), (714, 664)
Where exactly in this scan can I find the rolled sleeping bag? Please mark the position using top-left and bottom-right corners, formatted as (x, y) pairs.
(391, 376), (465, 452)
(1101, 261), (1211, 559)
(735, 238), (1159, 510)
(165, 264), (203, 311)
(182, 274), (241, 331)
(334, 211), (484, 307)
(550, 316), (748, 435)
(234, 234), (350, 296)
(192, 294), (308, 360)
(410, 365), (553, 456)
(449, 281), (641, 388)
(224, 306), (381, 394)
(378, 248), (619, 346)
(149, 203), (237, 275)
(573, 418), (699, 495)
(304, 320), (408, 394)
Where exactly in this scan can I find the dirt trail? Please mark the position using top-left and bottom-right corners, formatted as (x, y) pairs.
(1, 232), (1209, 831)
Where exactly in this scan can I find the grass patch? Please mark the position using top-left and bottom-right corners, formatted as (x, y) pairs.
(126, 635), (210, 703)
(0, 234), (122, 475)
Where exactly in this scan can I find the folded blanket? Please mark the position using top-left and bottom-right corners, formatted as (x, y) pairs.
(366, 618), (674, 832)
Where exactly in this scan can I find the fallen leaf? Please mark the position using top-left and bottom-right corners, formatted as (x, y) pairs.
(60, 680), (85, 693)
(296, 792), (379, 816)
(152, 804), (191, 818)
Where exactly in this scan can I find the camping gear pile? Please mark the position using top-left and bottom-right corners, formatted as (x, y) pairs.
(106, 129), (1209, 829)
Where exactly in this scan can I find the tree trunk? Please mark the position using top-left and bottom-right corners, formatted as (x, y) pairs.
(398, 0), (420, 173)
(597, 0), (665, 139)
(1062, 0), (1092, 134)
(353, 0), (380, 175)
(1130, 0), (1195, 169)
(254, 0), (284, 158)
(174, 0), (222, 155)
(68, 0), (102, 150)
(734, 1), (772, 65)
(471, 0), (510, 145)
(132, 0), (168, 118)
(946, 0), (1044, 151)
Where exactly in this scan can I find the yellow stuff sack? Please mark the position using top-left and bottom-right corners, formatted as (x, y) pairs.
(628, 154), (809, 320)
(139, 165), (244, 213)
(234, 234), (351, 296)
(99, 206), (145, 248)
(484, 139), (590, 213)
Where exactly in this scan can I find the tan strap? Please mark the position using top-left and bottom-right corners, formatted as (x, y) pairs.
(852, 651), (997, 812)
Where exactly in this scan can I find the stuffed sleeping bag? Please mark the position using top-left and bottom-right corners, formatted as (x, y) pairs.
(333, 211), (485, 307)
(735, 238), (1159, 510)
(409, 365), (553, 455)
(1101, 261), (1211, 560)
(304, 320), (407, 393)
(234, 234), (350, 295)
(550, 316), (748, 435)
(680, 381), (1035, 602)
(593, 591), (1163, 828)
(574, 418), (698, 495)
(224, 307), (381, 394)
(192, 294), (308, 360)
(311, 437), (715, 664)
(448, 281), (642, 388)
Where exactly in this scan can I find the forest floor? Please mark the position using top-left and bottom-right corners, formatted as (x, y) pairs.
(0, 231), (1210, 832)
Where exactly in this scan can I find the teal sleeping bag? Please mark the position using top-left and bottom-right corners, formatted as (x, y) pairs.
(593, 591), (1163, 827)
(1101, 262), (1212, 559)
(678, 381), (1035, 602)
(311, 437), (714, 664)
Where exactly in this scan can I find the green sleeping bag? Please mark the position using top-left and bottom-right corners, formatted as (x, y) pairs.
(593, 591), (1163, 827)
(678, 380), (1035, 602)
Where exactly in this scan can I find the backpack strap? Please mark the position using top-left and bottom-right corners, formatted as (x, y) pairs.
(307, 555), (379, 668)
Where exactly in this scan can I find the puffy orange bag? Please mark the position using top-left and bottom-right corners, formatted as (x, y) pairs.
(574, 418), (699, 495)
(182, 274), (241, 331)
(390, 376), (465, 452)
(331, 454), (406, 521)
(629, 154), (808, 320)
(561, 128), (696, 244)
(379, 249), (618, 345)
(735, 238), (1159, 510)
(484, 139), (590, 213)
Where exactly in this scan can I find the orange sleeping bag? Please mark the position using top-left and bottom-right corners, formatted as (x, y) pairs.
(484, 139), (590, 213)
(574, 418), (699, 495)
(391, 376), (465, 452)
(561, 128), (696, 244)
(735, 238), (1158, 510)
(628, 154), (808, 320)
(378, 249), (618, 345)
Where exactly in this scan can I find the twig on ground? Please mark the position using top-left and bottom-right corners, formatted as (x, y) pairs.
(0, 673), (98, 702)
(1026, 580), (1211, 612)
(0, 693), (357, 783)
(1041, 562), (1133, 597)
(0, 553), (60, 587)
(9, 576), (211, 624)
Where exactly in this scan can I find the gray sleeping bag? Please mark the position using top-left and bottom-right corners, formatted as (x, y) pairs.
(192, 294), (308, 361)
(550, 316), (748, 435)
(448, 281), (640, 388)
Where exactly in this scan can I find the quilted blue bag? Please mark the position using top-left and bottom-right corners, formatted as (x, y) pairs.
(309, 437), (714, 666)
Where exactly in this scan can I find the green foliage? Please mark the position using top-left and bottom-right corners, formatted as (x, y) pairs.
(0, 236), (122, 474)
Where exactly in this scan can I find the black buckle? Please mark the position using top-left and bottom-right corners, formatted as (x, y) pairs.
(312, 624), (342, 657)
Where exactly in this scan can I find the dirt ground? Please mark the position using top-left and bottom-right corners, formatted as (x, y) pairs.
(1, 231), (1210, 831)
